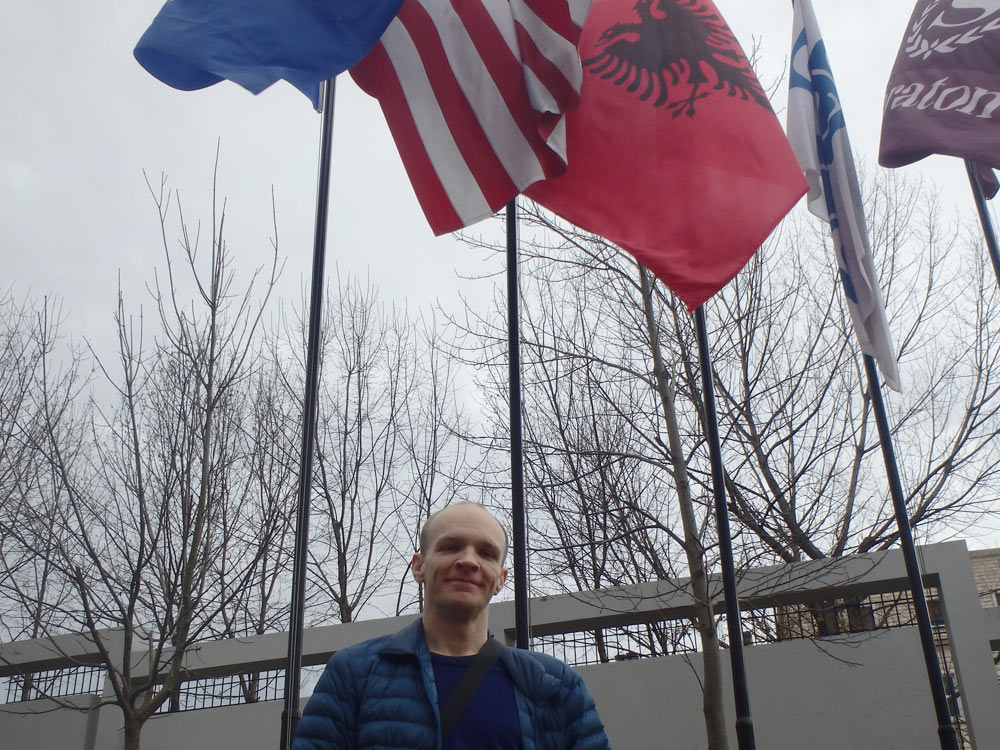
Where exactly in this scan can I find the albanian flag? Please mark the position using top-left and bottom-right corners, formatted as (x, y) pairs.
(525, 0), (807, 311)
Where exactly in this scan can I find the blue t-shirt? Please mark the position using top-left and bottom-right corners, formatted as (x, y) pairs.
(431, 652), (523, 749)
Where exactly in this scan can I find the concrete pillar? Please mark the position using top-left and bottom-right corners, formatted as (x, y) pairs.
(922, 541), (1000, 748)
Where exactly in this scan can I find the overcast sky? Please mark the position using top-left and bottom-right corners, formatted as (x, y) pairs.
(4, 1), (986, 348)
(3, 2), (996, 540)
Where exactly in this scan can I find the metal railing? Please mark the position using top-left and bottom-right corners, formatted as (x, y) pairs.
(1, 662), (328, 714)
(530, 584), (970, 749)
(1, 665), (104, 704)
(153, 669), (284, 713)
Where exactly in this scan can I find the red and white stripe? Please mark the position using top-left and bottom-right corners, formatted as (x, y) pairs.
(351, 0), (592, 234)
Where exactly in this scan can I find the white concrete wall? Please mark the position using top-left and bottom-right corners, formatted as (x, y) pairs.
(3, 695), (101, 750)
(582, 628), (939, 750)
(4, 542), (998, 749)
(142, 699), (285, 750)
(0, 629), (944, 750)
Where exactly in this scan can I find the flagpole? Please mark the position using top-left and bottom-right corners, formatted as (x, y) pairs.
(279, 76), (337, 750)
(506, 199), (530, 650)
(964, 159), (1000, 290)
(862, 354), (960, 750)
(693, 306), (756, 750)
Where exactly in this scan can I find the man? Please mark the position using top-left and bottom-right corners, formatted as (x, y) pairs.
(293, 502), (611, 749)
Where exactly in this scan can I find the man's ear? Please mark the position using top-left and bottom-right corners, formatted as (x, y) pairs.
(495, 567), (508, 595)
(411, 553), (425, 584)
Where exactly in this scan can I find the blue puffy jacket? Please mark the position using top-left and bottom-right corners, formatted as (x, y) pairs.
(293, 619), (611, 750)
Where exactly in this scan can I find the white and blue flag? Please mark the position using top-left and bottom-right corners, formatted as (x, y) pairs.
(788, 0), (901, 391)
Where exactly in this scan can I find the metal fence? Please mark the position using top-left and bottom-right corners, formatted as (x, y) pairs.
(532, 587), (938, 663)
(532, 618), (703, 667)
(741, 587), (931, 643)
(149, 663), (328, 714)
(0, 585), (974, 746)
(531, 584), (970, 749)
(153, 669), (284, 713)
(1, 662), (328, 714)
(1, 665), (104, 704)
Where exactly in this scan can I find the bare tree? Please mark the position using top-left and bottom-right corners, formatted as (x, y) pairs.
(709, 170), (1000, 563)
(392, 319), (485, 615)
(453, 214), (734, 746)
(0, 293), (85, 646)
(0, 168), (282, 748)
(293, 277), (412, 624)
(266, 275), (479, 625)
(1, 155), (491, 745)
(451, 169), (1000, 748)
(214, 354), (298, 643)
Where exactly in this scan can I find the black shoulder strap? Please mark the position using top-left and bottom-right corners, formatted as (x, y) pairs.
(439, 637), (506, 743)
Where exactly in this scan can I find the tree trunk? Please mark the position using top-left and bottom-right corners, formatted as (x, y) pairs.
(639, 266), (730, 750)
(123, 712), (142, 750)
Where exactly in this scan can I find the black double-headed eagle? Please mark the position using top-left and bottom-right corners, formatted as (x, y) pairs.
(583, 0), (772, 117)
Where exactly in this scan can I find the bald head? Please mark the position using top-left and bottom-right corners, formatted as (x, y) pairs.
(419, 503), (509, 563)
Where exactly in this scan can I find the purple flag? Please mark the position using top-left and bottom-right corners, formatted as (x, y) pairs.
(879, 1), (1000, 195)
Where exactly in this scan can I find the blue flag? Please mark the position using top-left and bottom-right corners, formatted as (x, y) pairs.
(135, 0), (404, 105)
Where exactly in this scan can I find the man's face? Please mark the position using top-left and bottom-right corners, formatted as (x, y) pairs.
(411, 505), (508, 619)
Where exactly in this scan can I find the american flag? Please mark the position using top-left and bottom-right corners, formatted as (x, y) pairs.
(350, 0), (592, 234)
